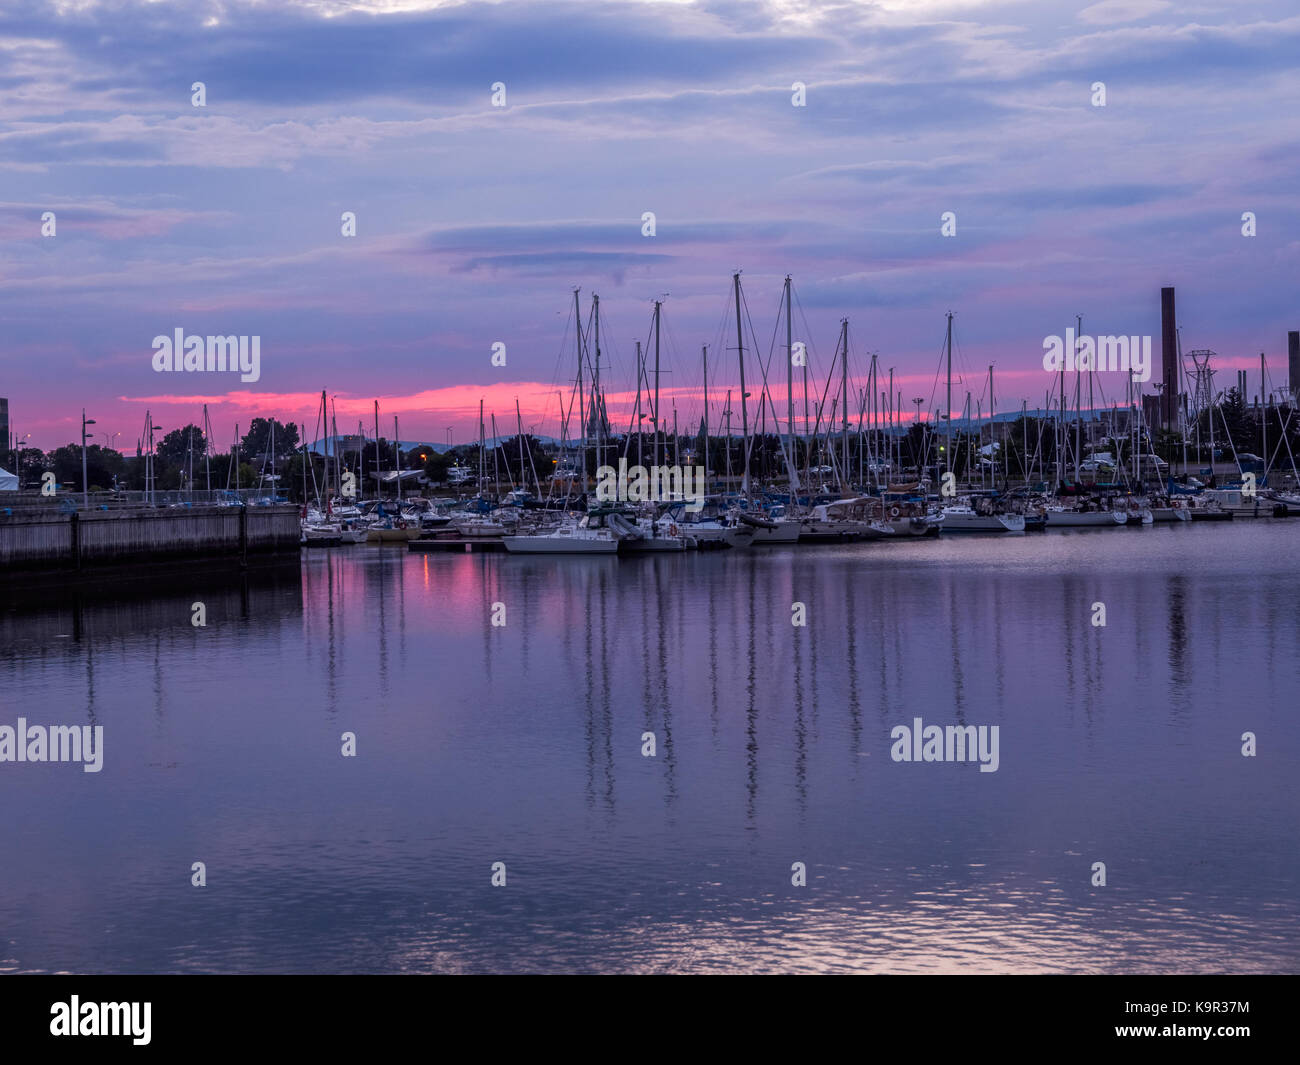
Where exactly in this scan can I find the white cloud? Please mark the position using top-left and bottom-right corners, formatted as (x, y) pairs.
(1078, 0), (1172, 26)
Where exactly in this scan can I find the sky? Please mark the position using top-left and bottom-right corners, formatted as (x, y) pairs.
(1, 0), (1298, 453)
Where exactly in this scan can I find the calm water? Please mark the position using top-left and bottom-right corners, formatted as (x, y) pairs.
(2, 522), (1297, 973)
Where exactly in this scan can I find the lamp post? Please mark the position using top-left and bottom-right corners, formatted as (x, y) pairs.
(16, 432), (31, 488)
(81, 410), (97, 507)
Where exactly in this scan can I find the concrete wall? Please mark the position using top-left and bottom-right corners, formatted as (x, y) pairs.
(0, 504), (300, 571)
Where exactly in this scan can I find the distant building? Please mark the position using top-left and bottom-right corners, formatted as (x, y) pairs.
(1141, 393), (1162, 432)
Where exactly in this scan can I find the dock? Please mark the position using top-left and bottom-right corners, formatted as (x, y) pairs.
(408, 535), (507, 552)
(0, 501), (301, 577)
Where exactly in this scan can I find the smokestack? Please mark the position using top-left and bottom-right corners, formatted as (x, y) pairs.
(1161, 287), (1178, 428)
(1290, 331), (1299, 403)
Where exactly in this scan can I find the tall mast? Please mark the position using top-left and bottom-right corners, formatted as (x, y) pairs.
(785, 275), (794, 472)
(653, 299), (662, 469)
(373, 400), (381, 500)
(593, 293), (602, 476)
(987, 365), (994, 488)
(733, 272), (750, 494)
(394, 415), (402, 500)
(331, 399), (339, 503)
(945, 311), (954, 482)
(1074, 314), (1083, 483)
(318, 392), (327, 503)
(478, 399), (485, 492)
(888, 368), (895, 480)
(702, 344), (710, 488)
(516, 399), (526, 493)
(634, 340), (643, 470)
(1261, 352), (1268, 486)
(724, 389), (732, 482)
(841, 318), (850, 491)
(491, 412), (500, 490)
(575, 287), (586, 493)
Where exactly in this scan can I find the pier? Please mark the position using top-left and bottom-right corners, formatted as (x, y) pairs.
(0, 501), (300, 578)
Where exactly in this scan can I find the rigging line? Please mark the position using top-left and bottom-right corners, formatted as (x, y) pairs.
(738, 281), (799, 480)
(790, 284), (823, 377)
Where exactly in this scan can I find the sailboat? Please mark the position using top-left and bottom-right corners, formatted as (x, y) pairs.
(501, 510), (623, 554)
(938, 503), (1025, 533)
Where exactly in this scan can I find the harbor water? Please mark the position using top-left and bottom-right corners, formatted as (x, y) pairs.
(1, 521), (1297, 973)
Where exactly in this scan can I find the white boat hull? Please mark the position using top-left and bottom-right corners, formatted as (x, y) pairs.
(747, 520), (802, 544)
(1045, 509), (1127, 527)
(939, 511), (1025, 533)
(502, 534), (620, 554)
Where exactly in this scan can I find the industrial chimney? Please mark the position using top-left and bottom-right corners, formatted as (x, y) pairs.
(1161, 287), (1178, 428)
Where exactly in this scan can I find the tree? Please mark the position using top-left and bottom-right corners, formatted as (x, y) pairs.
(156, 425), (206, 468)
(241, 418), (299, 459)
(423, 450), (452, 483)
(49, 443), (126, 493)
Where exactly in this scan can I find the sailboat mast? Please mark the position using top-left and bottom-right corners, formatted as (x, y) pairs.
(702, 345), (710, 488)
(634, 340), (643, 470)
(1075, 314), (1083, 483)
(593, 293), (602, 476)
(491, 412), (502, 490)
(516, 400), (526, 493)
(373, 400), (381, 500)
(653, 299), (662, 469)
(945, 311), (953, 482)
(1262, 352), (1268, 485)
(575, 287), (586, 494)
(785, 275), (794, 474)
(733, 272), (750, 493)
(840, 318), (849, 491)
(985, 366), (993, 489)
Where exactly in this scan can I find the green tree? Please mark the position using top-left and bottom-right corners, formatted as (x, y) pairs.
(241, 418), (300, 460)
(156, 424), (206, 468)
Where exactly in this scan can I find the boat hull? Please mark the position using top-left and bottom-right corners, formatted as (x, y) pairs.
(938, 512), (1026, 533)
(501, 535), (620, 554)
(1045, 509), (1127, 527)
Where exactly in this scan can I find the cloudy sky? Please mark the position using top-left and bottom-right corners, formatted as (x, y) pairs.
(2, 0), (1297, 451)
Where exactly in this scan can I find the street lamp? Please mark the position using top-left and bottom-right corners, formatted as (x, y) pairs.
(81, 410), (96, 507)
(15, 432), (31, 489)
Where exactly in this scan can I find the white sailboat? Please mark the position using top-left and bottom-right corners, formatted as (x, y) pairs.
(502, 513), (622, 554)
(939, 504), (1025, 532)
(1044, 505), (1127, 527)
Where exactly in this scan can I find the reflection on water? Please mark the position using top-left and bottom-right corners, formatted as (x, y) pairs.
(1, 524), (1296, 973)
